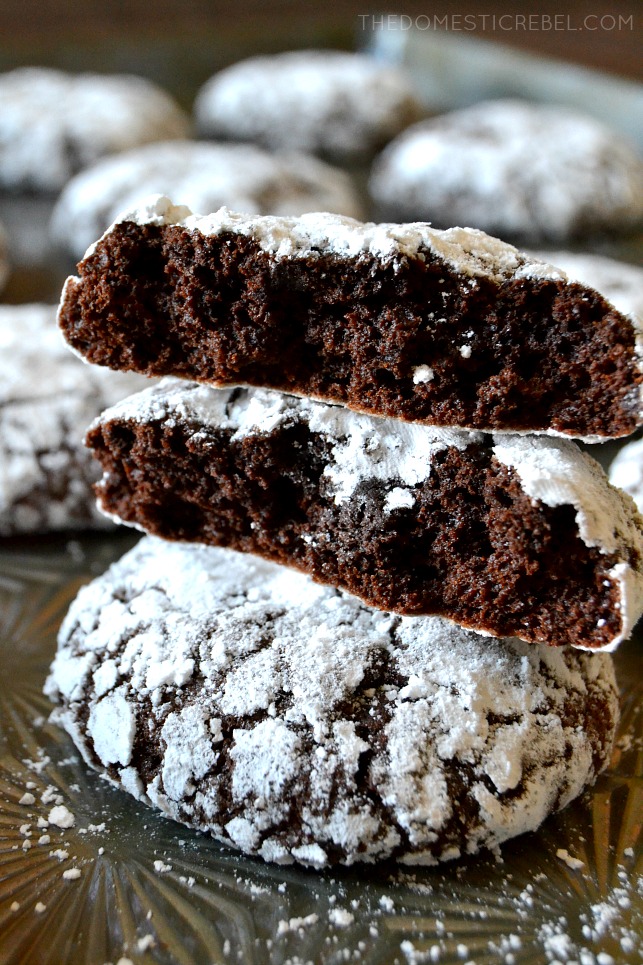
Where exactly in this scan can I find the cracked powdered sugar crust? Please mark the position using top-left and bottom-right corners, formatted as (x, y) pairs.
(95, 379), (643, 649)
(0, 303), (150, 534)
(45, 536), (619, 868)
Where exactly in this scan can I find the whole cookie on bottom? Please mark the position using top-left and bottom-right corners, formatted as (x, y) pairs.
(0, 67), (190, 192)
(194, 50), (423, 162)
(0, 304), (149, 534)
(369, 100), (643, 242)
(50, 140), (363, 259)
(46, 536), (619, 868)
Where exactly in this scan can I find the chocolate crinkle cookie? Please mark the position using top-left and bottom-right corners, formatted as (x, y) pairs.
(50, 140), (363, 259)
(0, 304), (150, 535)
(194, 50), (424, 162)
(0, 67), (190, 192)
(45, 536), (619, 868)
(88, 380), (643, 651)
(58, 198), (643, 440)
(369, 100), (643, 243)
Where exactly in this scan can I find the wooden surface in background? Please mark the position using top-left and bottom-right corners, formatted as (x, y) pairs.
(0, 0), (640, 94)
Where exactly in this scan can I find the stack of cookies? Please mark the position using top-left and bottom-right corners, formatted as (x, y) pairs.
(45, 197), (643, 867)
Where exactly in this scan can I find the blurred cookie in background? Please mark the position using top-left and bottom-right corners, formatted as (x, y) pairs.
(51, 140), (364, 259)
(610, 437), (643, 514)
(0, 303), (150, 535)
(0, 218), (8, 290)
(194, 50), (424, 164)
(0, 67), (191, 193)
(369, 99), (643, 243)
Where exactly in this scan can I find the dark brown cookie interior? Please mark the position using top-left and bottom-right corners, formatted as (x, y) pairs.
(87, 411), (624, 648)
(59, 222), (641, 438)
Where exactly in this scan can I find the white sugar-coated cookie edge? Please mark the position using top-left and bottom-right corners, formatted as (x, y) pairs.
(95, 379), (643, 649)
(91, 194), (566, 283)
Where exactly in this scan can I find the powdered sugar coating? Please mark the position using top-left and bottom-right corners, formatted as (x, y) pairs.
(115, 194), (565, 284)
(0, 67), (190, 192)
(0, 303), (150, 534)
(50, 141), (363, 259)
(95, 379), (643, 649)
(369, 99), (643, 242)
(45, 536), (619, 868)
(194, 50), (423, 162)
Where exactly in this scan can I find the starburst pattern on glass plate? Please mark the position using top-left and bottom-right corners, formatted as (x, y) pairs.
(0, 535), (640, 964)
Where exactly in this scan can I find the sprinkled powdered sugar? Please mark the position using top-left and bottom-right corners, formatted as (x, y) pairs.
(45, 537), (619, 868)
(109, 194), (565, 284)
(94, 379), (643, 650)
(0, 303), (150, 534)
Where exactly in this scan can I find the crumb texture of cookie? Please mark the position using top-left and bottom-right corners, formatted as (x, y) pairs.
(51, 140), (363, 259)
(87, 380), (643, 649)
(531, 250), (643, 324)
(0, 67), (190, 192)
(194, 50), (424, 161)
(58, 198), (643, 440)
(0, 303), (150, 534)
(369, 100), (643, 242)
(45, 536), (619, 868)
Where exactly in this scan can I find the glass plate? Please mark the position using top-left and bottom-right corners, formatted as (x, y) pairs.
(0, 532), (640, 965)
